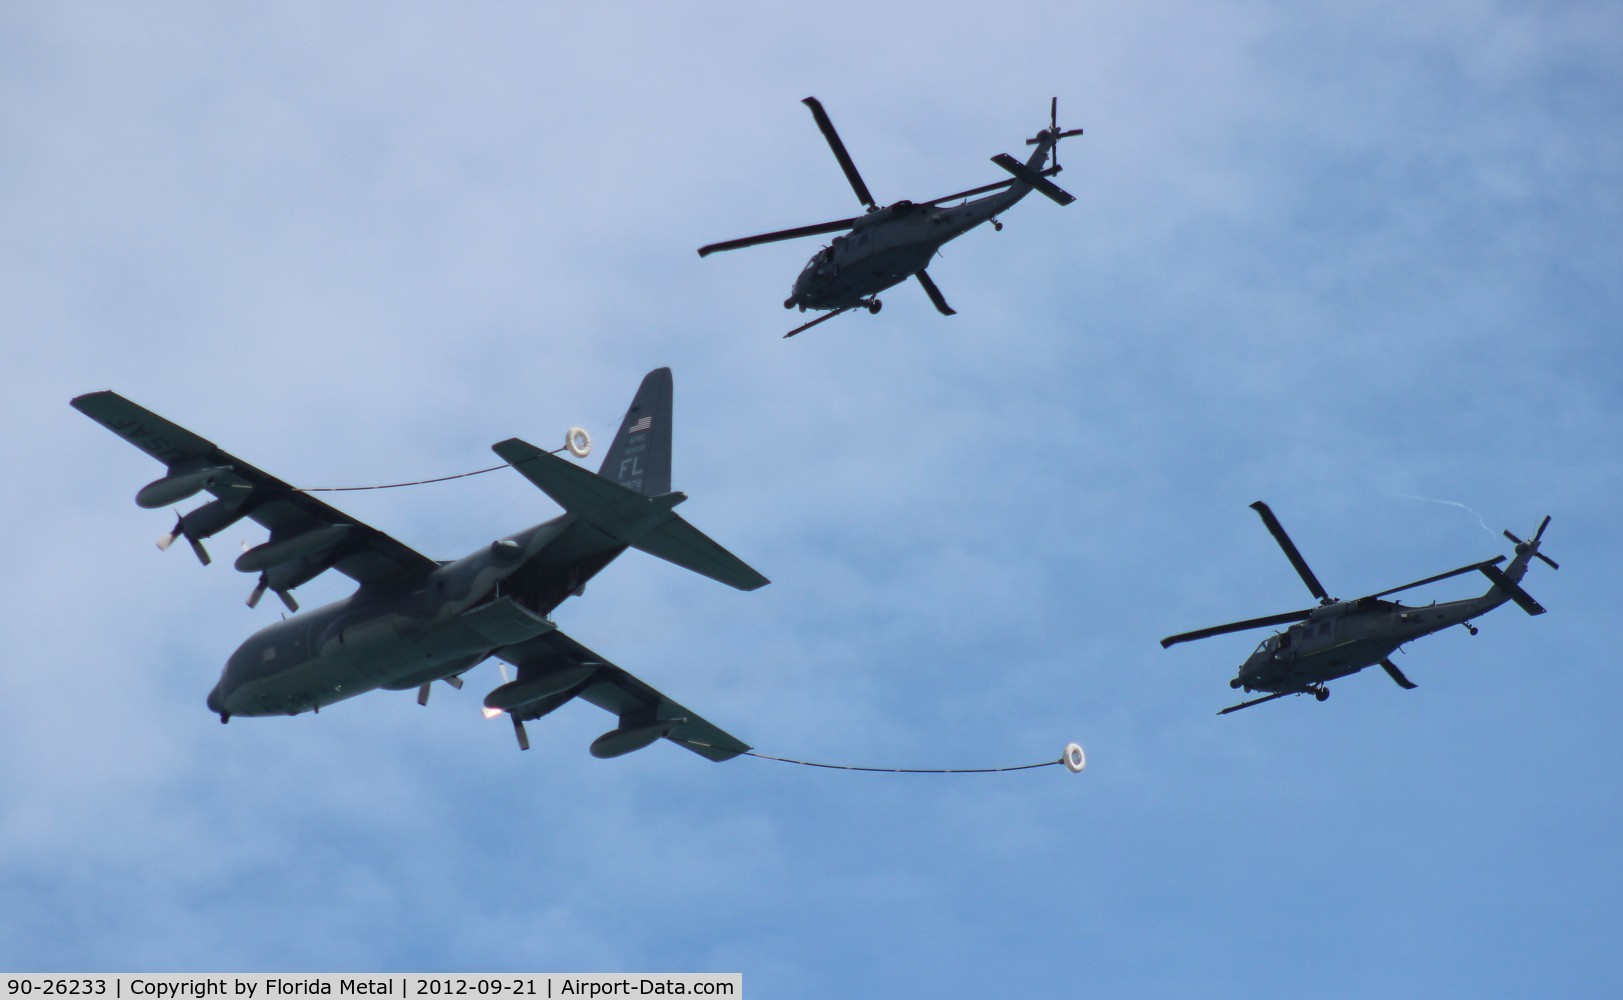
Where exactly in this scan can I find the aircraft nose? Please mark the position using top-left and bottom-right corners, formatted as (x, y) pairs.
(206, 683), (224, 714)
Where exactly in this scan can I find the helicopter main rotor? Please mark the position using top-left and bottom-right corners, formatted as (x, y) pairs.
(802, 96), (877, 211)
(1159, 501), (1509, 649)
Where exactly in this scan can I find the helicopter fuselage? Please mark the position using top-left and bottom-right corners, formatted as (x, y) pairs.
(1233, 591), (1506, 695)
(788, 187), (1032, 312)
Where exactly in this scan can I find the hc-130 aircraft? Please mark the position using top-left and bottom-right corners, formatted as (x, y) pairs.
(699, 97), (1083, 337)
(72, 369), (767, 760)
(1161, 501), (1557, 714)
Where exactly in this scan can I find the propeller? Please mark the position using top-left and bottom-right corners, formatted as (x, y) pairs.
(1024, 97), (1084, 171)
(1250, 501), (1332, 604)
(1504, 515), (1559, 570)
(802, 97), (877, 210)
(158, 511), (211, 566)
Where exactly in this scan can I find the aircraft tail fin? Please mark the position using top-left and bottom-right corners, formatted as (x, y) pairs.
(596, 367), (672, 496)
(493, 369), (767, 592)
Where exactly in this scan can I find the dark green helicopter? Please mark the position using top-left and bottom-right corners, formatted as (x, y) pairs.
(699, 97), (1082, 337)
(1162, 502), (1557, 714)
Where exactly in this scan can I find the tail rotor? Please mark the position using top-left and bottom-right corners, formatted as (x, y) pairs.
(1026, 97), (1084, 172)
(1504, 515), (1559, 570)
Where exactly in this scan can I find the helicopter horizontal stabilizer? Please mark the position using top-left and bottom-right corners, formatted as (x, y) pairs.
(990, 153), (1076, 206)
(1478, 564), (1547, 616)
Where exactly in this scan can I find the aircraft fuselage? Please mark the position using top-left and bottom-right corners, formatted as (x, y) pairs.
(207, 513), (621, 718)
(1233, 591), (1508, 695)
(787, 187), (1027, 311)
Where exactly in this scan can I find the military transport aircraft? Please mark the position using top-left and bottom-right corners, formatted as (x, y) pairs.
(71, 369), (766, 761)
(699, 97), (1083, 337)
(1161, 501), (1557, 714)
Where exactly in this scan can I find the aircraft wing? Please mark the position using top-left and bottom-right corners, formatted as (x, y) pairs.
(71, 391), (438, 596)
(493, 628), (750, 762)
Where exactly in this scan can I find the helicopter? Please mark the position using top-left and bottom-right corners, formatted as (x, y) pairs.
(1161, 501), (1558, 714)
(698, 96), (1083, 338)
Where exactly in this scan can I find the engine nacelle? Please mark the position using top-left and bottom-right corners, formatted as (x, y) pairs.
(589, 717), (685, 759)
(483, 663), (598, 713)
(235, 524), (351, 573)
(136, 466), (231, 509)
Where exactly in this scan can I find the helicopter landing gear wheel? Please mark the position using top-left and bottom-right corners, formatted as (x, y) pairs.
(866, 299), (882, 315)
(992, 218), (1003, 232)
(1313, 686), (1329, 702)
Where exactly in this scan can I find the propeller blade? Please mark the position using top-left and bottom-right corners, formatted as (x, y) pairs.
(1358, 557), (1506, 601)
(1505, 520), (1559, 570)
(802, 97), (876, 210)
(246, 578), (266, 609)
(915, 270), (956, 316)
(275, 588), (298, 613)
(697, 217), (861, 257)
(1380, 658), (1418, 690)
(444, 675), (464, 690)
(512, 715), (531, 752)
(1249, 501), (1330, 603)
(1218, 690), (1294, 715)
(784, 305), (855, 339)
(1161, 608), (1316, 648)
(417, 683), (432, 707)
(186, 534), (211, 566)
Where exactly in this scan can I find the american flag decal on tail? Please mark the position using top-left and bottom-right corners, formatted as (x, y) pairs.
(627, 415), (652, 434)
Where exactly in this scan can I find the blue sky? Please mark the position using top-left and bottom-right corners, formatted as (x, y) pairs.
(3, 2), (1620, 995)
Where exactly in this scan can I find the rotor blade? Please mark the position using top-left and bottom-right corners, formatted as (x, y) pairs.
(1249, 501), (1330, 603)
(915, 270), (955, 316)
(1161, 608), (1315, 648)
(698, 217), (861, 257)
(784, 305), (855, 339)
(1358, 556), (1506, 601)
(1380, 658), (1418, 690)
(1218, 690), (1294, 715)
(802, 97), (876, 210)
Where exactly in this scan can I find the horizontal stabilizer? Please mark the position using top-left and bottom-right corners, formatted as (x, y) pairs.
(494, 438), (768, 591)
(991, 153), (1076, 205)
(1479, 564), (1547, 616)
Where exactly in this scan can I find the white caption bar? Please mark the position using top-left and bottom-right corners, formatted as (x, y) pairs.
(1, 976), (741, 1000)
